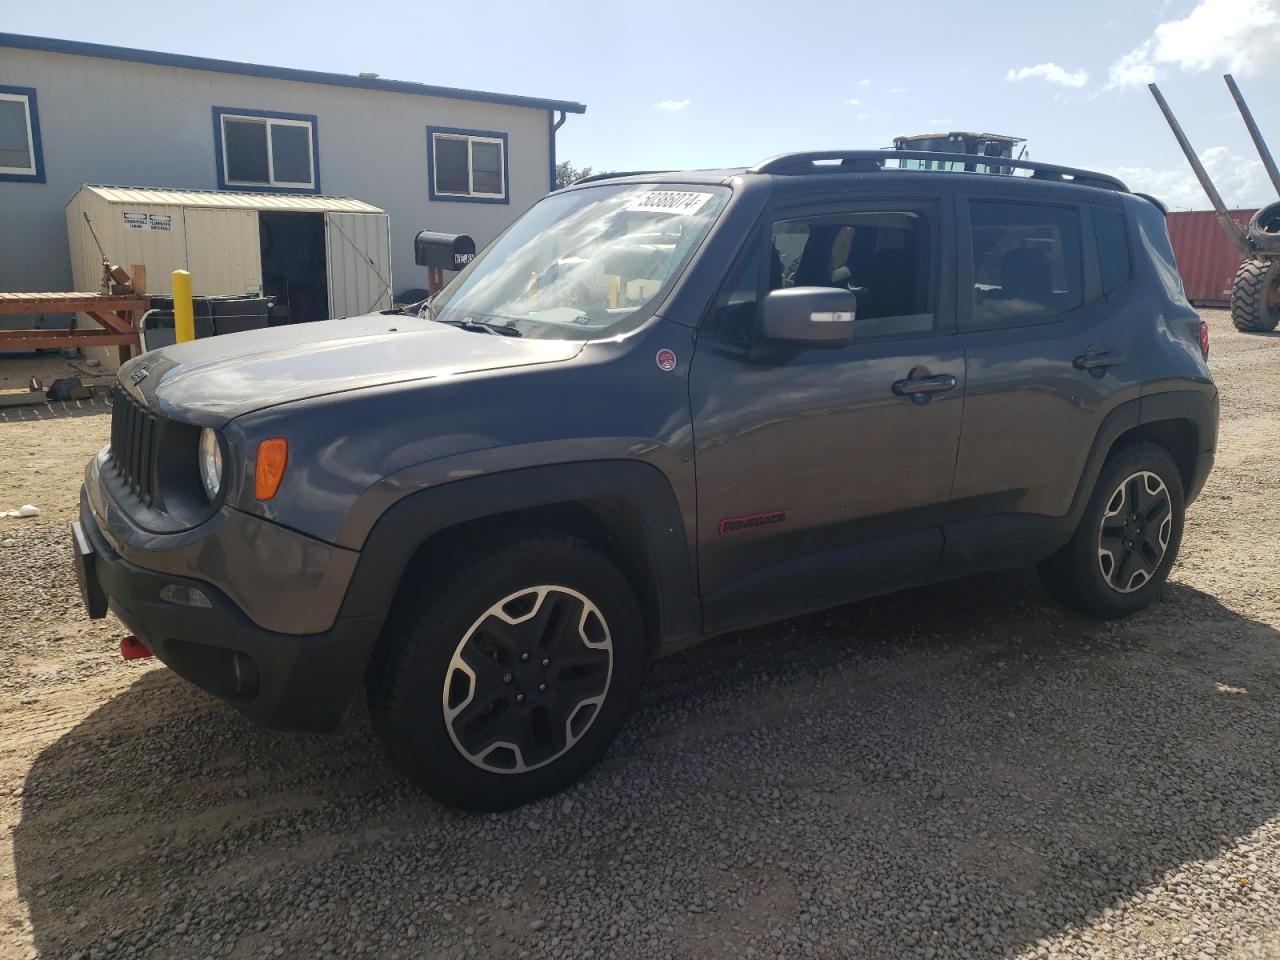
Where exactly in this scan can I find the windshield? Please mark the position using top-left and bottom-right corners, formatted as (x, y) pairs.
(426, 183), (731, 340)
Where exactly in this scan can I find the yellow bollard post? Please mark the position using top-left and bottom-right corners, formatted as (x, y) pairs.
(172, 269), (195, 344)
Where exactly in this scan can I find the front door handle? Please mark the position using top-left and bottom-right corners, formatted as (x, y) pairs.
(892, 373), (957, 397)
(1073, 350), (1126, 371)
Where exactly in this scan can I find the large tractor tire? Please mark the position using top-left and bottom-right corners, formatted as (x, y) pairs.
(1247, 201), (1280, 254)
(1231, 257), (1280, 333)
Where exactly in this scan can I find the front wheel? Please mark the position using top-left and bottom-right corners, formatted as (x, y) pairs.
(1039, 442), (1185, 619)
(367, 535), (646, 811)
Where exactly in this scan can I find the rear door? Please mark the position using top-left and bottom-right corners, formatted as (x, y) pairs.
(689, 193), (965, 633)
(324, 212), (394, 317)
(944, 192), (1141, 568)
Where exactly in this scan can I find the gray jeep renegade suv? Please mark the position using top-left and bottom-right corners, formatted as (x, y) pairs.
(74, 150), (1217, 810)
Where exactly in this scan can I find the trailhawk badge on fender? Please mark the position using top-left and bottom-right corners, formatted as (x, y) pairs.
(655, 348), (677, 372)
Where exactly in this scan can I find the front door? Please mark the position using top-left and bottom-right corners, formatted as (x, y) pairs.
(689, 197), (965, 634)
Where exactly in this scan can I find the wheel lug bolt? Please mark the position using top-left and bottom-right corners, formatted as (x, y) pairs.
(541, 658), (550, 667)
(516, 693), (525, 703)
(538, 683), (547, 692)
(503, 673), (512, 684)
(521, 652), (530, 662)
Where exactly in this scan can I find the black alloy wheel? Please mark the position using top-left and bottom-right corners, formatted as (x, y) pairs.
(1097, 470), (1174, 594)
(443, 585), (613, 773)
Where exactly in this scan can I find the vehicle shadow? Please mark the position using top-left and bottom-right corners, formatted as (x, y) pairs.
(13, 573), (1280, 959)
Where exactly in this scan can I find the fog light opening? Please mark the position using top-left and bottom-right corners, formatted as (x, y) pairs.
(159, 584), (212, 609)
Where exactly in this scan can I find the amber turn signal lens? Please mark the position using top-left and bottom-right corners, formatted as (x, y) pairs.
(255, 438), (288, 500)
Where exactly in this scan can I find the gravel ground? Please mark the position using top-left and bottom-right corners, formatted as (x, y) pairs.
(1, 308), (1278, 960)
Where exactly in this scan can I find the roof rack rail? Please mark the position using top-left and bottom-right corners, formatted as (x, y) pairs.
(572, 170), (673, 185)
(747, 150), (1129, 193)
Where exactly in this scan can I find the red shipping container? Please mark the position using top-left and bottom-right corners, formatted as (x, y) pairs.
(1166, 209), (1256, 306)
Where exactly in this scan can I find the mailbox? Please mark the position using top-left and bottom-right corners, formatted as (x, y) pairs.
(414, 231), (476, 271)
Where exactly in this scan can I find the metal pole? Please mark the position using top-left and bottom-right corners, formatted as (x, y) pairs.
(1224, 74), (1280, 197)
(172, 269), (195, 344)
(1148, 82), (1253, 258)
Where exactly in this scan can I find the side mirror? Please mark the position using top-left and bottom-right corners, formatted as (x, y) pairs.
(760, 287), (856, 346)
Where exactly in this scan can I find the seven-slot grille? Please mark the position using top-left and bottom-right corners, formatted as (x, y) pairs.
(109, 385), (160, 505)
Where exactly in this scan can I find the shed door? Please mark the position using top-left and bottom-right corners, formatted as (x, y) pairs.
(325, 213), (393, 318)
(182, 208), (263, 296)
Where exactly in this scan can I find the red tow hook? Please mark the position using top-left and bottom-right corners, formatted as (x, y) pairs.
(120, 635), (153, 660)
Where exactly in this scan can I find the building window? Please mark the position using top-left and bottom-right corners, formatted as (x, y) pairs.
(428, 127), (508, 203)
(0, 86), (44, 183)
(214, 107), (319, 192)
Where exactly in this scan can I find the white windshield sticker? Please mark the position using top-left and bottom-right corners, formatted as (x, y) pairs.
(626, 191), (713, 216)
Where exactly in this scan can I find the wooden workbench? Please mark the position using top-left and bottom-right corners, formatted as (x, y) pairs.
(0, 266), (148, 362)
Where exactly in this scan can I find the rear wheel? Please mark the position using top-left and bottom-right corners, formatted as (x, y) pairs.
(1231, 257), (1280, 333)
(367, 535), (646, 811)
(1039, 442), (1185, 619)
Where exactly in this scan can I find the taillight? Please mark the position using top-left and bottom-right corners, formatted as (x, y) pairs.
(1198, 320), (1209, 359)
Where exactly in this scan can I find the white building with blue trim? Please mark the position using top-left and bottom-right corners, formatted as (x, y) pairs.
(0, 33), (585, 300)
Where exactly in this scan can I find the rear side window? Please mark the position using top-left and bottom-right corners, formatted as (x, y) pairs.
(968, 200), (1083, 330)
(1093, 207), (1132, 295)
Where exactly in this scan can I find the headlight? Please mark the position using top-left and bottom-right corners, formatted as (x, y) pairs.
(198, 428), (223, 501)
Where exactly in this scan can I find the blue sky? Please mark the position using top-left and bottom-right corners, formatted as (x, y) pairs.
(5, 0), (1278, 208)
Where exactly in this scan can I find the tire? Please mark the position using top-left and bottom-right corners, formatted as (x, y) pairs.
(1231, 257), (1280, 333)
(1246, 201), (1280, 254)
(367, 534), (646, 811)
(1039, 442), (1185, 619)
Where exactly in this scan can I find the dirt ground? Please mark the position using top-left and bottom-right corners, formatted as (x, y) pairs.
(1, 309), (1278, 959)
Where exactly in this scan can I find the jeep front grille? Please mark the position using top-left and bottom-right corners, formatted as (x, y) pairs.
(109, 386), (160, 506)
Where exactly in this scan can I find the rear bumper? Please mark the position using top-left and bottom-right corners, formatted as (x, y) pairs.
(76, 492), (380, 732)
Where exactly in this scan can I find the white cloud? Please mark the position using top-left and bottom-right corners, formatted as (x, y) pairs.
(845, 97), (863, 107)
(652, 99), (691, 112)
(1113, 146), (1272, 209)
(883, 86), (910, 94)
(1006, 62), (1090, 88)
(859, 78), (872, 87)
(928, 117), (952, 125)
(1107, 0), (1280, 89)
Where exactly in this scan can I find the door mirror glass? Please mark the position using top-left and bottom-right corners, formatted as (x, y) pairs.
(760, 287), (856, 345)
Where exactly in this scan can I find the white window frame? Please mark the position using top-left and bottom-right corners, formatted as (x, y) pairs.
(0, 92), (38, 177)
(432, 132), (506, 199)
(220, 114), (316, 189)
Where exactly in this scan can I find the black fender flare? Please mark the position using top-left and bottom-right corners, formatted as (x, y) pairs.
(335, 459), (700, 649)
(1063, 387), (1216, 538)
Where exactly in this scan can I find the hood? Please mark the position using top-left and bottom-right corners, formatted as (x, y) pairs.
(121, 314), (584, 423)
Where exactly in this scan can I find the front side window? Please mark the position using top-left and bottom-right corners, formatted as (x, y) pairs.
(429, 128), (508, 201)
(968, 200), (1083, 330)
(427, 184), (730, 339)
(0, 86), (42, 182)
(704, 205), (937, 343)
(216, 109), (317, 190)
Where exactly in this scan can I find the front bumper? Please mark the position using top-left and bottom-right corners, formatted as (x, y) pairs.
(75, 494), (380, 732)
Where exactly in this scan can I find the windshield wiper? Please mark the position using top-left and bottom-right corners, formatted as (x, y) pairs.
(435, 317), (522, 337)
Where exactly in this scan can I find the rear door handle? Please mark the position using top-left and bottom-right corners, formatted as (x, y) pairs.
(1073, 350), (1126, 371)
(892, 373), (957, 396)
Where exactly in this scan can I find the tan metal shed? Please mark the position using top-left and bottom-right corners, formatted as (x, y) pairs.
(66, 184), (393, 364)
